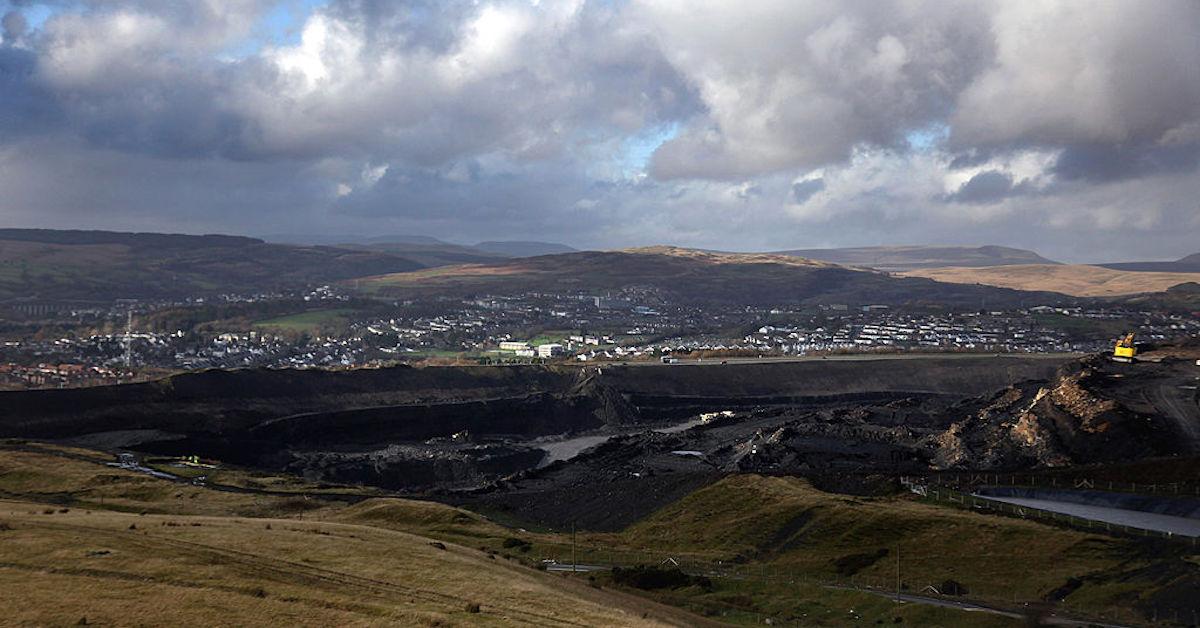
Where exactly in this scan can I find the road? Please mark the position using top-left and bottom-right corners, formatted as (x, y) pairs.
(543, 562), (611, 573)
(827, 585), (1131, 628)
(617, 352), (1081, 367)
(975, 494), (1200, 537)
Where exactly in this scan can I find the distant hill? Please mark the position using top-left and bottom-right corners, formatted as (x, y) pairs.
(358, 246), (1067, 308)
(773, 245), (1057, 271)
(265, 234), (577, 264)
(0, 229), (422, 302)
(1097, 252), (1200, 273)
(474, 241), (577, 257)
(343, 241), (507, 268)
(262, 233), (449, 247)
(902, 264), (1200, 297)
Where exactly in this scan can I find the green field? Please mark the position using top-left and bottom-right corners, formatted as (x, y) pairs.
(253, 309), (355, 333)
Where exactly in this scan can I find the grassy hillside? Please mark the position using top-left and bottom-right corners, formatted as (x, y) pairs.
(0, 229), (423, 302)
(902, 263), (1200, 296)
(253, 308), (355, 334)
(0, 443), (706, 627)
(774, 245), (1058, 271)
(2, 442), (1191, 626)
(358, 246), (1069, 308)
(608, 475), (1196, 624)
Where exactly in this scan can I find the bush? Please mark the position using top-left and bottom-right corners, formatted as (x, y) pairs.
(833, 548), (889, 576)
(464, 602), (481, 614)
(940, 579), (969, 596)
(611, 566), (713, 592)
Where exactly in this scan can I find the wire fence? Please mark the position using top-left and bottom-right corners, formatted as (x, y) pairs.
(527, 540), (1171, 627)
(900, 477), (1200, 548)
(909, 472), (1200, 498)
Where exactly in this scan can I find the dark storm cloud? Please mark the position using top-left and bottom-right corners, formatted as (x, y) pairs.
(0, 45), (61, 138)
(945, 170), (1016, 204)
(1052, 142), (1200, 183)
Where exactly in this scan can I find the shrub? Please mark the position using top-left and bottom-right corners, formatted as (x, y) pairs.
(833, 548), (889, 577)
(940, 579), (969, 596)
(502, 537), (531, 550)
(464, 602), (481, 614)
(611, 566), (713, 592)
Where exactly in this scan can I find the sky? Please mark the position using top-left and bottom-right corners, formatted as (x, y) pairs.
(1, 1), (1198, 262)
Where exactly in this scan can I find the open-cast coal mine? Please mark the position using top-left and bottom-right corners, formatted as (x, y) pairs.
(2, 352), (1197, 530)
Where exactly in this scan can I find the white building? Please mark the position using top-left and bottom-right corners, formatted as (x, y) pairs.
(499, 341), (530, 351)
(537, 343), (565, 358)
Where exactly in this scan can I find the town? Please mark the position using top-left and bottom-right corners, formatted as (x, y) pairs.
(3, 285), (1196, 389)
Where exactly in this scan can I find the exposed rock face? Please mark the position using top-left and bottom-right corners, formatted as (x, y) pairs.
(930, 385), (1068, 469)
(929, 356), (1197, 469)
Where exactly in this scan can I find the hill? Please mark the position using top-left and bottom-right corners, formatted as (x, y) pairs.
(1097, 251), (1200, 273)
(265, 233), (577, 263)
(1, 441), (1192, 626)
(772, 245), (1057, 271)
(0, 229), (423, 302)
(0, 443), (704, 627)
(901, 263), (1200, 297)
(357, 246), (1068, 308)
(342, 241), (507, 268)
(474, 240), (578, 257)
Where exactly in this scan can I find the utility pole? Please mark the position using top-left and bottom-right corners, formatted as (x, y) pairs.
(572, 521), (577, 573)
(895, 543), (901, 604)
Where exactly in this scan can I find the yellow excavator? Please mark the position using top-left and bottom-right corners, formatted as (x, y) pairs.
(1112, 332), (1137, 363)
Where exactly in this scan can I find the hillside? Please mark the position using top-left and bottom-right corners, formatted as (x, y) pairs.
(1098, 251), (1200, 273)
(1, 442), (1193, 626)
(358, 246), (1068, 307)
(265, 233), (577, 265)
(475, 240), (578, 257)
(772, 245), (1057, 271)
(902, 263), (1200, 297)
(0, 443), (703, 627)
(342, 241), (507, 268)
(0, 229), (423, 302)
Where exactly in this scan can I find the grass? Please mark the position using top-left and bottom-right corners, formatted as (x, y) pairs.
(0, 442), (1188, 626)
(252, 309), (355, 334)
(1031, 312), (1130, 339)
(903, 263), (1200, 297)
(0, 443), (699, 627)
(603, 475), (1190, 625)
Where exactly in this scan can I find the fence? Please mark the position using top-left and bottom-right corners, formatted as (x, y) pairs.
(908, 472), (1200, 498)
(900, 477), (1200, 548)
(528, 539), (1163, 627)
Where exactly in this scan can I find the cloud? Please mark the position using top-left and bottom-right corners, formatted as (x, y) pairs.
(945, 170), (1016, 204)
(790, 178), (825, 204)
(0, 0), (1197, 262)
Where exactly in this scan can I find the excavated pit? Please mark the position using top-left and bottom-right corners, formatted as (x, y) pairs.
(0, 357), (1071, 498)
